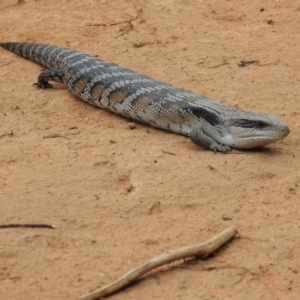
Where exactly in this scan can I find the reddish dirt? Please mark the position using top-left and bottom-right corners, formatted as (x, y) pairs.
(0, 1), (299, 299)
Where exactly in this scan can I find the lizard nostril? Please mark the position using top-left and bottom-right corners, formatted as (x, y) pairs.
(282, 126), (290, 135)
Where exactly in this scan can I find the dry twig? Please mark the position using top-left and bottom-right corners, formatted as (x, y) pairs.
(0, 223), (55, 229)
(42, 133), (69, 139)
(78, 225), (237, 300)
(0, 130), (13, 139)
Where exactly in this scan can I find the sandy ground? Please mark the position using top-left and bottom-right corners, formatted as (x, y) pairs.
(0, 0), (300, 299)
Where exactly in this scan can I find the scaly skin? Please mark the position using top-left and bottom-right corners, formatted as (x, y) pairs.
(0, 42), (290, 151)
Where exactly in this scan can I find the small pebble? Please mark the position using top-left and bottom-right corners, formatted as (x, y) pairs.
(127, 123), (136, 130)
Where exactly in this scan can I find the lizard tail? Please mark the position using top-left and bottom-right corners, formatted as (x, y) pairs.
(0, 42), (74, 70)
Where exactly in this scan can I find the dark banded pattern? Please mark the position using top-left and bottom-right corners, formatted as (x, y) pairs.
(0, 42), (289, 151)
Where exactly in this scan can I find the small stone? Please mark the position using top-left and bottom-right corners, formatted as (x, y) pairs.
(127, 122), (136, 129)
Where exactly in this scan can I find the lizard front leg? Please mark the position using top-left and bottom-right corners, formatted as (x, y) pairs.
(189, 127), (230, 152)
(33, 70), (64, 89)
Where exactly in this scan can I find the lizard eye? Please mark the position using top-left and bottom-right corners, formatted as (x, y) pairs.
(255, 121), (268, 129)
(229, 119), (269, 129)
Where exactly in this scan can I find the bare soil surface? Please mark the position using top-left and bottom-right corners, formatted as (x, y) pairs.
(0, 1), (299, 299)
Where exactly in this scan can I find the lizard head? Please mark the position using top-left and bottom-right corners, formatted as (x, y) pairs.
(221, 111), (290, 149)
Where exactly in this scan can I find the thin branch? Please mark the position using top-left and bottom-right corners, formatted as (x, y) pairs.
(162, 150), (177, 156)
(0, 223), (56, 229)
(42, 133), (69, 139)
(0, 130), (13, 139)
(78, 225), (238, 300)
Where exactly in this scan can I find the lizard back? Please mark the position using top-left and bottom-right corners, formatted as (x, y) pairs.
(0, 42), (224, 135)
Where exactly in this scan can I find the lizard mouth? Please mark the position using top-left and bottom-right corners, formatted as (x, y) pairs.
(227, 125), (290, 149)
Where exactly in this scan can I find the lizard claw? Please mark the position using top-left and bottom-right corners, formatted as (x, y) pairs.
(33, 82), (53, 89)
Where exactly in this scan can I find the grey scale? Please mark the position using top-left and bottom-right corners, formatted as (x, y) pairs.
(0, 42), (289, 151)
